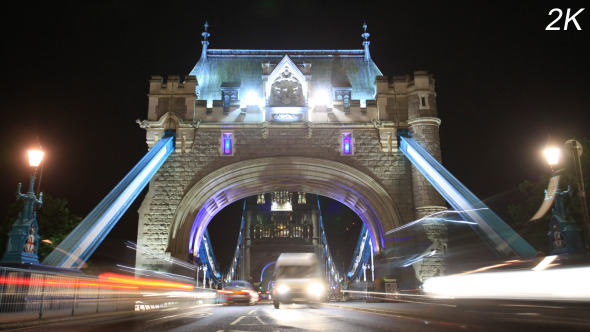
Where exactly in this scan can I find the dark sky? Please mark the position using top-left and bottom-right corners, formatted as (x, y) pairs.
(0, 1), (588, 266)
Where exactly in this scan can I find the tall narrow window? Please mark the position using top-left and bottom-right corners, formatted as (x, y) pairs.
(419, 94), (429, 109)
(221, 132), (233, 156)
(342, 132), (353, 155)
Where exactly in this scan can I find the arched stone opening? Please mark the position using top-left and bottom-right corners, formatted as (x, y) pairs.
(166, 157), (402, 261)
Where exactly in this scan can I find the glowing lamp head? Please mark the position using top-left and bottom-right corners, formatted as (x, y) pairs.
(28, 149), (44, 167)
(314, 90), (330, 106)
(244, 91), (260, 106)
(544, 146), (560, 166)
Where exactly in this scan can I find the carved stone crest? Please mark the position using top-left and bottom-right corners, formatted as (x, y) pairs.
(269, 69), (304, 106)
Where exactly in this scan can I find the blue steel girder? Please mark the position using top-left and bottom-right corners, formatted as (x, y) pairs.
(399, 136), (536, 258)
(43, 136), (175, 268)
(347, 225), (371, 280)
(199, 230), (221, 282)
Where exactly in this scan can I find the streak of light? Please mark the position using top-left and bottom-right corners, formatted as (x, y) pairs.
(125, 241), (196, 271)
(385, 208), (488, 235)
(423, 266), (590, 301)
(117, 264), (195, 283)
(0, 276), (138, 290)
(453, 260), (526, 276)
(341, 290), (456, 307)
(403, 250), (437, 267)
(98, 272), (193, 290)
(532, 255), (558, 271)
(442, 219), (477, 225)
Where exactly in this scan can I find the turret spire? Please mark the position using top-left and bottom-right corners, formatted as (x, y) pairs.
(201, 21), (210, 61)
(362, 21), (371, 62)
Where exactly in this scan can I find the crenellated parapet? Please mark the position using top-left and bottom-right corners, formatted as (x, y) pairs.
(147, 75), (197, 122)
(140, 75), (198, 153)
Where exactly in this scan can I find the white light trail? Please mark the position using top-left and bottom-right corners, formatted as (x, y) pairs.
(423, 267), (590, 301)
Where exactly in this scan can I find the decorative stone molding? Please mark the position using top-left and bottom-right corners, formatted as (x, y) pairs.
(261, 121), (270, 138)
(305, 122), (313, 138)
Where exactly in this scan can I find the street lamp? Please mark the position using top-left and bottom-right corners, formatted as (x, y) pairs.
(544, 139), (590, 260)
(544, 145), (560, 168)
(1, 147), (45, 265)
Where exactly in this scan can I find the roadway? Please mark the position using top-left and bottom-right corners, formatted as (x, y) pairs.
(2, 299), (590, 331)
(0, 300), (466, 332)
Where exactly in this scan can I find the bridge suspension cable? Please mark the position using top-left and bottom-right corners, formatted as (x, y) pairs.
(398, 136), (536, 257)
(44, 135), (175, 269)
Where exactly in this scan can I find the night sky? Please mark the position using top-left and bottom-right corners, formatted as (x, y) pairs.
(0, 1), (588, 268)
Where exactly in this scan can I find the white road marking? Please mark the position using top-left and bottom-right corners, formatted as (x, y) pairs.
(230, 315), (246, 325)
(146, 309), (211, 322)
(255, 315), (266, 325)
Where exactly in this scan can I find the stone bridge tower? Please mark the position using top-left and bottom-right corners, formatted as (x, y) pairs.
(135, 23), (447, 285)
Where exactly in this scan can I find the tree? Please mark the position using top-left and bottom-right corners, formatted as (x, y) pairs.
(508, 137), (590, 254)
(0, 194), (82, 261)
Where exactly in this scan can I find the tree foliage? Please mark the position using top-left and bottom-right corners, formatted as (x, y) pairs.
(507, 137), (590, 254)
(0, 194), (82, 261)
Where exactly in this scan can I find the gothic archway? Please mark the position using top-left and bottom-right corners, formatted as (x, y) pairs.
(166, 157), (402, 260)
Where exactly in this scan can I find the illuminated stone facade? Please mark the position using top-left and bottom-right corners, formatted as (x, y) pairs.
(136, 23), (447, 284)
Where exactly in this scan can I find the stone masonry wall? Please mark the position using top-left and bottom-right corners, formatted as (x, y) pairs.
(136, 127), (416, 268)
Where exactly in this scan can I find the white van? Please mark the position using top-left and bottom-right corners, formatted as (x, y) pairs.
(272, 253), (326, 309)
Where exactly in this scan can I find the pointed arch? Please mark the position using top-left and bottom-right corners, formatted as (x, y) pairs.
(166, 157), (403, 260)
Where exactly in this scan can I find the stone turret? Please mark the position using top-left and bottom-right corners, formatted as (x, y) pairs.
(407, 71), (445, 214)
(407, 70), (448, 282)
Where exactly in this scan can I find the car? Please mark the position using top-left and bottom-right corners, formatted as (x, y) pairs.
(257, 290), (271, 300)
(217, 280), (259, 305)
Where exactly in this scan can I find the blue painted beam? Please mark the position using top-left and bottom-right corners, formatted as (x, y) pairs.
(43, 136), (175, 268)
(399, 136), (537, 258)
(347, 225), (371, 280)
(199, 230), (221, 282)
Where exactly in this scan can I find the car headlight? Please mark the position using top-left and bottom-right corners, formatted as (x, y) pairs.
(276, 284), (290, 295)
(307, 283), (324, 295)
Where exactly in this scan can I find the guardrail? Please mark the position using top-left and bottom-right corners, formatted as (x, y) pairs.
(0, 267), (216, 324)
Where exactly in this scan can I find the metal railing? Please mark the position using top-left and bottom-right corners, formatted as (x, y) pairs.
(0, 267), (216, 324)
(250, 222), (314, 239)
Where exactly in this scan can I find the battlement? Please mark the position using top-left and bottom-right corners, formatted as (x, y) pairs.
(407, 71), (435, 91)
(149, 75), (197, 95)
(147, 75), (197, 122)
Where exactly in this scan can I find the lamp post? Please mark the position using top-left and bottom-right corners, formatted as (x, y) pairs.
(1, 148), (44, 265)
(544, 139), (590, 260)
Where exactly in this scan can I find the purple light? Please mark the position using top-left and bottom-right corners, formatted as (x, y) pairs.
(342, 133), (352, 154)
(222, 133), (232, 155)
